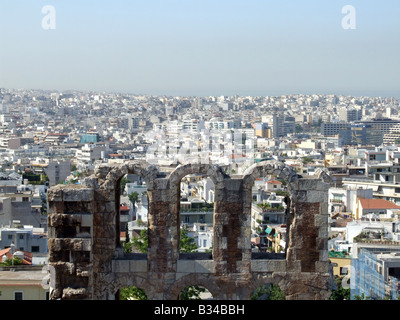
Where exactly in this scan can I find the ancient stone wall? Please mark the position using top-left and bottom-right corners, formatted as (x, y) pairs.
(47, 160), (333, 300)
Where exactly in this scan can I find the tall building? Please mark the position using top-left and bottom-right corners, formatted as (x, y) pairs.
(321, 123), (349, 136)
(355, 118), (400, 136)
(351, 244), (400, 300)
(128, 117), (140, 132)
(255, 123), (271, 138)
(339, 108), (362, 122)
(383, 123), (400, 146)
(261, 114), (283, 138)
(339, 124), (383, 146)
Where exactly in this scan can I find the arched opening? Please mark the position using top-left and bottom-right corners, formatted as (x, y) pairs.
(244, 161), (298, 260)
(250, 176), (288, 255)
(100, 162), (155, 256)
(119, 173), (149, 255)
(179, 173), (215, 255)
(116, 286), (148, 300)
(250, 283), (285, 300)
(178, 285), (213, 300)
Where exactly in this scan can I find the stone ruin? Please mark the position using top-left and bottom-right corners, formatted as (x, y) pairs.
(46, 160), (333, 300)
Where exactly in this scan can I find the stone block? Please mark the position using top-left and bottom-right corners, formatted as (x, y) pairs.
(177, 260), (195, 273)
(251, 260), (267, 272)
(268, 260), (287, 272)
(297, 178), (320, 191)
(80, 214), (92, 227)
(47, 186), (64, 201)
(235, 260), (250, 273)
(286, 260), (302, 273)
(154, 178), (169, 190)
(130, 260), (148, 273)
(63, 187), (94, 202)
(314, 214), (328, 227)
(318, 227), (329, 239)
(81, 239), (92, 251)
(112, 260), (130, 273)
(221, 237), (227, 249)
(83, 176), (100, 189)
(62, 287), (88, 300)
(194, 260), (214, 274)
(315, 261), (329, 273)
(319, 249), (329, 262)
(306, 191), (326, 203)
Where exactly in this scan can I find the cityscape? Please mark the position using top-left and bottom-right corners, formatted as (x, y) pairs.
(0, 1), (400, 307)
(0, 88), (399, 301)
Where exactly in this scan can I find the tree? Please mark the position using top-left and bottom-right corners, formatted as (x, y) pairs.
(130, 227), (198, 253)
(131, 229), (148, 253)
(179, 285), (206, 300)
(123, 231), (132, 253)
(129, 191), (139, 207)
(302, 156), (314, 164)
(123, 240), (132, 253)
(120, 177), (129, 195)
(330, 276), (350, 300)
(120, 286), (147, 300)
(251, 284), (285, 300)
(0, 257), (23, 266)
(179, 227), (198, 253)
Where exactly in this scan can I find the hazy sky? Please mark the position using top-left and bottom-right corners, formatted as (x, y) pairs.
(0, 0), (399, 97)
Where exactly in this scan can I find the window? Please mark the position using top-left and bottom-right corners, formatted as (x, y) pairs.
(14, 291), (23, 300)
(203, 239), (207, 247)
(19, 234), (24, 240)
(340, 267), (348, 275)
(31, 246), (40, 252)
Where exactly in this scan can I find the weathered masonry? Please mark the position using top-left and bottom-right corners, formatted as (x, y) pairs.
(47, 160), (333, 300)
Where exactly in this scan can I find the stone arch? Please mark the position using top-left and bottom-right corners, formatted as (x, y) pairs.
(167, 163), (227, 191)
(250, 275), (288, 300)
(97, 160), (159, 191)
(108, 274), (151, 300)
(166, 274), (220, 300)
(242, 160), (298, 194)
(242, 161), (299, 257)
(95, 161), (159, 249)
(166, 163), (227, 254)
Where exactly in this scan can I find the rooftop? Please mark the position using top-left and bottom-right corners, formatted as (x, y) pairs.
(359, 198), (400, 210)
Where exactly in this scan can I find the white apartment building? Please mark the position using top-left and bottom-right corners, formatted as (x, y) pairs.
(193, 223), (213, 252)
(75, 144), (106, 163)
(328, 186), (373, 216)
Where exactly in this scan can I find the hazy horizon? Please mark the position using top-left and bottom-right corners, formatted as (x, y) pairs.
(1, 1), (399, 99)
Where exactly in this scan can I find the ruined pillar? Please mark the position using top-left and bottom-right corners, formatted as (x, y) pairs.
(285, 177), (331, 299)
(213, 178), (251, 277)
(147, 178), (178, 274)
(47, 185), (95, 300)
